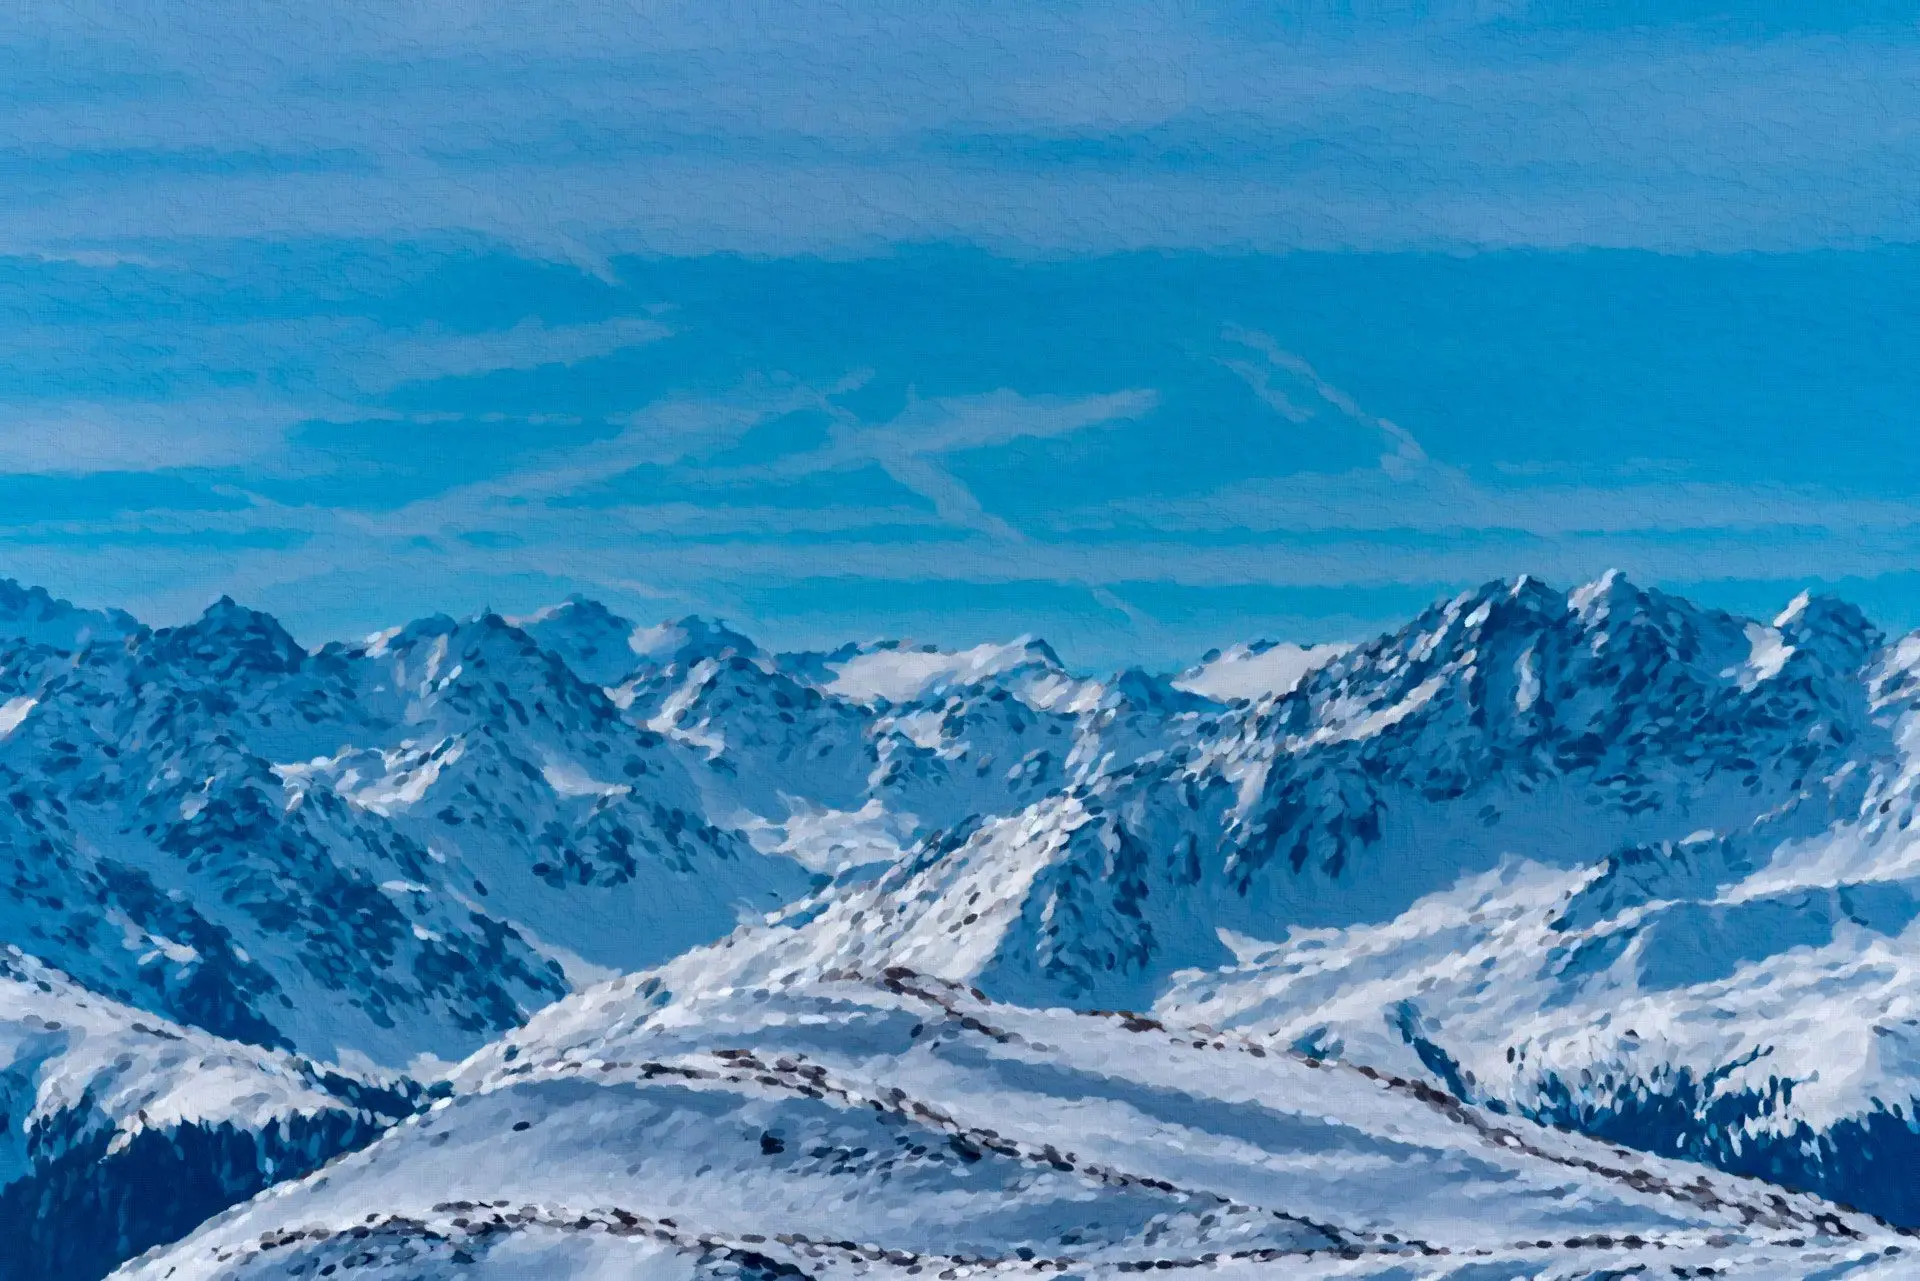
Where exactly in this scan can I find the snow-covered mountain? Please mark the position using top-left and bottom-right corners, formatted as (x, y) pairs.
(118, 968), (1903, 1281)
(694, 574), (1879, 1008)
(1153, 596), (1920, 1224)
(9, 570), (1920, 1278)
(0, 583), (1144, 1080)
(0, 947), (417, 1281)
(0, 597), (831, 1070)
(455, 570), (1920, 1229)
(1172, 639), (1349, 702)
(0, 579), (139, 654)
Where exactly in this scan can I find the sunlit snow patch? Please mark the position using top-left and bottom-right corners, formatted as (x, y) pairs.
(541, 761), (632, 799)
(1173, 641), (1348, 702)
(0, 694), (37, 737)
(1738, 621), (1796, 687)
(826, 639), (1048, 703)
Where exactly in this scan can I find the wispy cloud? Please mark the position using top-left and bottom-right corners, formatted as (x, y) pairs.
(0, 3), (1918, 256)
(1221, 327), (1434, 477)
(354, 316), (672, 390)
(348, 387), (1155, 574)
(790, 389), (1157, 538)
(0, 398), (296, 474)
(1, 208), (1919, 664)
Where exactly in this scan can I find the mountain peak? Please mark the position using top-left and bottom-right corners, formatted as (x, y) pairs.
(153, 596), (306, 675)
(509, 593), (628, 630)
(1565, 566), (1647, 621)
(1776, 588), (1878, 642)
(1359, 574), (1567, 682)
(0, 576), (74, 620)
(1174, 639), (1349, 703)
(629, 614), (765, 672)
(201, 594), (252, 622)
(1105, 665), (1216, 714)
(509, 595), (647, 686)
(820, 635), (1070, 705)
(1774, 590), (1882, 674)
(0, 575), (141, 651)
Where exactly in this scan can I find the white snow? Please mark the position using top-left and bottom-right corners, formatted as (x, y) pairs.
(361, 625), (403, 657)
(1740, 620), (1795, 686)
(1309, 674), (1445, 745)
(347, 738), (465, 816)
(1158, 816), (1920, 1142)
(1568, 567), (1625, 618)
(825, 639), (1048, 704)
(541, 761), (631, 799)
(736, 798), (908, 872)
(0, 948), (377, 1189)
(646, 658), (726, 750)
(123, 968), (1896, 1281)
(0, 694), (36, 738)
(1173, 642), (1347, 702)
(1775, 589), (1814, 628)
(10, 571), (1920, 1280)
(1514, 645), (1540, 711)
(626, 622), (686, 660)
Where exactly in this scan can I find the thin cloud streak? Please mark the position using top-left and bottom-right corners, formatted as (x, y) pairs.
(2, 4), (1919, 255)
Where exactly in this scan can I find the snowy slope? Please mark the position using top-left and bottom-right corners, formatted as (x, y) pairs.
(118, 968), (1903, 1281)
(1173, 639), (1348, 702)
(0, 580), (138, 654)
(508, 596), (650, 689)
(0, 948), (417, 1281)
(652, 574), (1881, 1017)
(10, 568), (1920, 1268)
(1152, 606), (1920, 1222)
(0, 597), (822, 1068)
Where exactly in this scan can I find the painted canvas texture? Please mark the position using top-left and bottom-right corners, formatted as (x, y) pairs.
(1, 4), (1917, 1280)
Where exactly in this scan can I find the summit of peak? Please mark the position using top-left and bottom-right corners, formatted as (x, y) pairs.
(1106, 665), (1217, 714)
(192, 595), (293, 633)
(510, 595), (647, 686)
(154, 596), (306, 675)
(1772, 590), (1882, 672)
(509, 593), (629, 628)
(1565, 567), (1643, 617)
(821, 635), (1069, 705)
(1775, 589), (1876, 637)
(629, 615), (765, 670)
(0, 576), (140, 651)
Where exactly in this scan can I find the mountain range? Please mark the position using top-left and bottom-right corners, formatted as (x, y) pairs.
(3, 572), (1920, 1279)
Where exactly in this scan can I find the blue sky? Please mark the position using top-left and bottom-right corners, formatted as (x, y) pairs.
(4, 2), (1920, 668)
